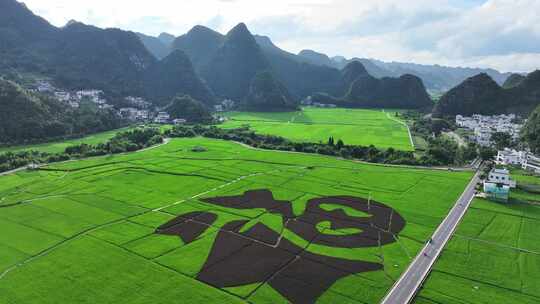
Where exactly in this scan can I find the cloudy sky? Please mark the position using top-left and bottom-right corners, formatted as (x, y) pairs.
(23, 0), (540, 72)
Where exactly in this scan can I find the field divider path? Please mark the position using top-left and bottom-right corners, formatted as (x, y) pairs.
(383, 110), (415, 150)
(136, 138), (171, 153)
(0, 166), (29, 176)
(152, 171), (271, 212)
(0, 166), (280, 281)
(380, 170), (481, 304)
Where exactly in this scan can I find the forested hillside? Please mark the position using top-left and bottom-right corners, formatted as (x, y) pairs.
(0, 79), (123, 144)
(434, 70), (540, 116)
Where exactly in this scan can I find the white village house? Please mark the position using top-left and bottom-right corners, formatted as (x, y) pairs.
(483, 168), (516, 203)
(495, 148), (540, 174)
(496, 149), (527, 166)
(486, 168), (516, 188)
(522, 153), (540, 174)
(154, 112), (171, 124)
(173, 118), (187, 125)
(456, 114), (523, 147)
(119, 108), (138, 120)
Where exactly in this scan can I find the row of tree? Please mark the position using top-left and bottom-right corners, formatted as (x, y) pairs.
(166, 125), (477, 166)
(0, 128), (162, 173)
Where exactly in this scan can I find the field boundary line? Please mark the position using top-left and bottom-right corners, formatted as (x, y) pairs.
(0, 166), (29, 176)
(453, 234), (540, 255)
(232, 141), (470, 172)
(136, 138), (171, 153)
(152, 170), (279, 212)
(383, 110), (415, 150)
(0, 216), (132, 280)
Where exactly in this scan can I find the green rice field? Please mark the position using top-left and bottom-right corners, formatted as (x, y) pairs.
(0, 125), (173, 154)
(0, 137), (470, 304)
(220, 107), (414, 151)
(415, 170), (540, 304)
(0, 128), (132, 154)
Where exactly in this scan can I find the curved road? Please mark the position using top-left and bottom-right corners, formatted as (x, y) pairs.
(381, 170), (481, 304)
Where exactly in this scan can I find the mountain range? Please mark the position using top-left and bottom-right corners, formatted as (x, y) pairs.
(1, 0), (533, 115)
(0, 0), (213, 105)
(312, 61), (433, 109)
(434, 70), (540, 116)
(331, 57), (513, 93)
(139, 28), (513, 95)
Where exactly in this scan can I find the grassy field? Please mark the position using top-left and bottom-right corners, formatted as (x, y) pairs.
(0, 128), (132, 154)
(220, 107), (414, 151)
(415, 170), (540, 304)
(0, 125), (173, 154)
(0, 137), (470, 303)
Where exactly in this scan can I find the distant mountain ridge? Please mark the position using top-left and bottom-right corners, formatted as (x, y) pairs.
(312, 62), (433, 109)
(0, 0), (213, 105)
(138, 25), (515, 95)
(200, 23), (271, 101)
(136, 32), (171, 59)
(242, 71), (298, 111)
(502, 73), (526, 89)
(298, 50), (334, 67)
(172, 25), (224, 72)
(143, 50), (215, 106)
(434, 70), (540, 116)
(1, 1), (523, 113)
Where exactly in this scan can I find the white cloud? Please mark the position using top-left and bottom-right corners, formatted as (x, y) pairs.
(22, 0), (540, 72)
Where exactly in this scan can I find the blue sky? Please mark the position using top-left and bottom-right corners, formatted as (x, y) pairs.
(23, 0), (540, 72)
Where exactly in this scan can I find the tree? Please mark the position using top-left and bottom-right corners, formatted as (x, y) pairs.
(166, 95), (213, 124)
(522, 104), (540, 154)
(479, 146), (497, 161)
(462, 143), (478, 161)
(491, 132), (513, 150)
(426, 137), (458, 165)
(328, 136), (335, 146)
(336, 139), (344, 150)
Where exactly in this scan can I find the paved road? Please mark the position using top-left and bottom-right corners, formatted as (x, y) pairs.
(381, 170), (481, 304)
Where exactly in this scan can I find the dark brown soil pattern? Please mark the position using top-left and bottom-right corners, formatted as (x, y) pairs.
(156, 190), (406, 304)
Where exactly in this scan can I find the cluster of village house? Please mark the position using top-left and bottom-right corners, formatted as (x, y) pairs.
(455, 114), (539, 203)
(32, 81), (540, 203)
(34, 80), (111, 110)
(301, 96), (337, 108)
(32, 80), (233, 125)
(481, 150), (540, 203)
(456, 114), (522, 146)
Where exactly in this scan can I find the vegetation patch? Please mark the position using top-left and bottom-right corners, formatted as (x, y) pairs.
(0, 137), (472, 303)
(416, 170), (540, 304)
(221, 108), (414, 151)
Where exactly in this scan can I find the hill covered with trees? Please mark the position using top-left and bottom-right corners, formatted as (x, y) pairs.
(165, 95), (213, 123)
(0, 0), (214, 105)
(242, 71), (298, 111)
(143, 50), (215, 106)
(0, 79), (123, 145)
(200, 23), (271, 101)
(522, 104), (540, 154)
(434, 70), (540, 116)
(312, 62), (433, 109)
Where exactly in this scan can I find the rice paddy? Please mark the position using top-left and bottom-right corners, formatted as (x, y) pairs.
(0, 137), (470, 303)
(220, 107), (414, 151)
(415, 170), (540, 304)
